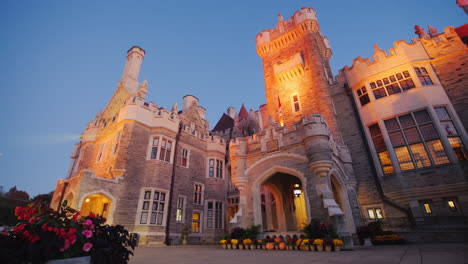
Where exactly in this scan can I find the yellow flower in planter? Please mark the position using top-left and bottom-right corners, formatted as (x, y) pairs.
(243, 239), (252, 245)
(220, 239), (227, 244)
(301, 239), (310, 245)
(333, 239), (344, 246)
(231, 239), (239, 245)
(313, 239), (323, 245)
(295, 239), (303, 246)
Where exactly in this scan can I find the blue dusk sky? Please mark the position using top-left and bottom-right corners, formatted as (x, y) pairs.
(0, 0), (466, 197)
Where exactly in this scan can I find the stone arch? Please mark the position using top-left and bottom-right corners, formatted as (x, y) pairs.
(250, 165), (311, 231)
(246, 153), (308, 175)
(329, 169), (356, 234)
(78, 190), (117, 224)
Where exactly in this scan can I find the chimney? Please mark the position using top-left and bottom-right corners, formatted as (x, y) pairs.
(227, 107), (236, 119)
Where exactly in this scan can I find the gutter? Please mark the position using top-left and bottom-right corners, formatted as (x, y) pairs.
(164, 123), (183, 245)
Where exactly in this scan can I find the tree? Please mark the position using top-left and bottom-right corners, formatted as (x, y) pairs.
(32, 191), (54, 205)
(0, 186), (30, 226)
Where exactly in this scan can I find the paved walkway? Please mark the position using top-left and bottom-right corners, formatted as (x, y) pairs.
(129, 243), (467, 264)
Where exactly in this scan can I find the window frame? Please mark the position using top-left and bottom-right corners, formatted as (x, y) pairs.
(112, 131), (121, 156)
(136, 188), (169, 226)
(176, 195), (186, 223)
(191, 210), (202, 233)
(207, 158), (224, 179)
(434, 106), (468, 161)
(181, 147), (190, 168)
(193, 183), (204, 205)
(96, 142), (108, 162)
(291, 93), (301, 112)
(147, 135), (174, 163)
(205, 200), (224, 229)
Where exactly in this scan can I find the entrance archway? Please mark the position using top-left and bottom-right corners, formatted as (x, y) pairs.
(260, 173), (308, 232)
(80, 193), (112, 219)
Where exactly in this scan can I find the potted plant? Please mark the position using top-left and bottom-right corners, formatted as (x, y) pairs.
(243, 238), (252, 250)
(300, 239), (310, 251)
(219, 239), (227, 249)
(286, 238), (297, 250)
(231, 239), (239, 249)
(313, 239), (323, 251)
(324, 238), (333, 252)
(295, 238), (303, 250)
(333, 239), (344, 251)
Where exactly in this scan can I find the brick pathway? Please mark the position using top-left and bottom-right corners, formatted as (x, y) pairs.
(129, 243), (467, 264)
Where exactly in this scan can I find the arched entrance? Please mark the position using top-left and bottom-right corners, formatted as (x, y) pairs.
(80, 193), (112, 219)
(260, 173), (308, 232)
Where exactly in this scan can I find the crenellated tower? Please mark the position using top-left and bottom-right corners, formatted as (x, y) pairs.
(256, 7), (340, 142)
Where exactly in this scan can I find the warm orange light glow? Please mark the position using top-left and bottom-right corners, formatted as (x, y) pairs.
(85, 198), (90, 203)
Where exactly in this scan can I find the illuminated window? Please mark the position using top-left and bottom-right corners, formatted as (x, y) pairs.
(208, 158), (223, 178)
(384, 110), (449, 171)
(434, 107), (468, 161)
(292, 94), (301, 112)
(193, 183), (203, 205)
(414, 67), (433, 86)
(176, 196), (186, 222)
(181, 148), (189, 168)
(370, 70), (415, 100)
(138, 189), (167, 225)
(447, 200), (457, 212)
(422, 202), (432, 214)
(192, 212), (201, 233)
(206, 201), (223, 229)
(149, 136), (173, 163)
(367, 208), (384, 220)
(357, 86), (370, 106)
(369, 124), (395, 174)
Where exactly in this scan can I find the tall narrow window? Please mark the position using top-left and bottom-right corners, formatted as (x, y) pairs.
(357, 86), (370, 106)
(216, 159), (223, 178)
(97, 143), (108, 162)
(139, 189), (167, 225)
(113, 131), (121, 155)
(292, 94), (300, 112)
(150, 138), (159, 160)
(208, 159), (215, 177)
(176, 196), (186, 222)
(192, 212), (200, 233)
(193, 184), (203, 205)
(434, 107), (468, 161)
(447, 200), (457, 212)
(181, 148), (189, 168)
(414, 67), (433, 86)
(369, 124), (395, 174)
(206, 201), (223, 229)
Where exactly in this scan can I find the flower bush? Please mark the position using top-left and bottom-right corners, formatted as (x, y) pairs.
(231, 239), (239, 245)
(219, 239), (227, 244)
(243, 238), (252, 245)
(333, 239), (344, 246)
(301, 239), (310, 246)
(313, 239), (323, 245)
(0, 201), (134, 264)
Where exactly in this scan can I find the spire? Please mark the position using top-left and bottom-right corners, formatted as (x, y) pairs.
(172, 102), (179, 112)
(238, 104), (249, 119)
(278, 13), (284, 22)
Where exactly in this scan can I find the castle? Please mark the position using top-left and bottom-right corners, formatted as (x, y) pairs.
(51, 7), (468, 245)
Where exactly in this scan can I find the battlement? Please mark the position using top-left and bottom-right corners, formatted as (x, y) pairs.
(256, 7), (330, 58)
(344, 26), (464, 88)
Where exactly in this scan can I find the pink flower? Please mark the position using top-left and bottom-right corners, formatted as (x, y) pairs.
(82, 242), (93, 252)
(82, 230), (93, 238)
(83, 219), (93, 226)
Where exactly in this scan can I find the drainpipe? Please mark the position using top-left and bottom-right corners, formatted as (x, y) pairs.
(165, 123), (183, 246)
(342, 81), (410, 216)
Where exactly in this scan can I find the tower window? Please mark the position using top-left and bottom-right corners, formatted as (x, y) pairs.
(193, 183), (204, 205)
(357, 86), (370, 106)
(292, 94), (300, 112)
(138, 189), (168, 226)
(181, 148), (189, 168)
(422, 202), (432, 214)
(369, 123), (395, 174)
(369, 70), (415, 101)
(367, 208), (384, 220)
(414, 67), (433, 86)
(434, 107), (468, 161)
(148, 136), (173, 163)
(208, 158), (223, 178)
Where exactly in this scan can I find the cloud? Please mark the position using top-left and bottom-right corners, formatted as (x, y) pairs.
(0, 153), (3, 157)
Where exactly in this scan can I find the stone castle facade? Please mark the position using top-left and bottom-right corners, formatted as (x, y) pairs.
(51, 7), (468, 245)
